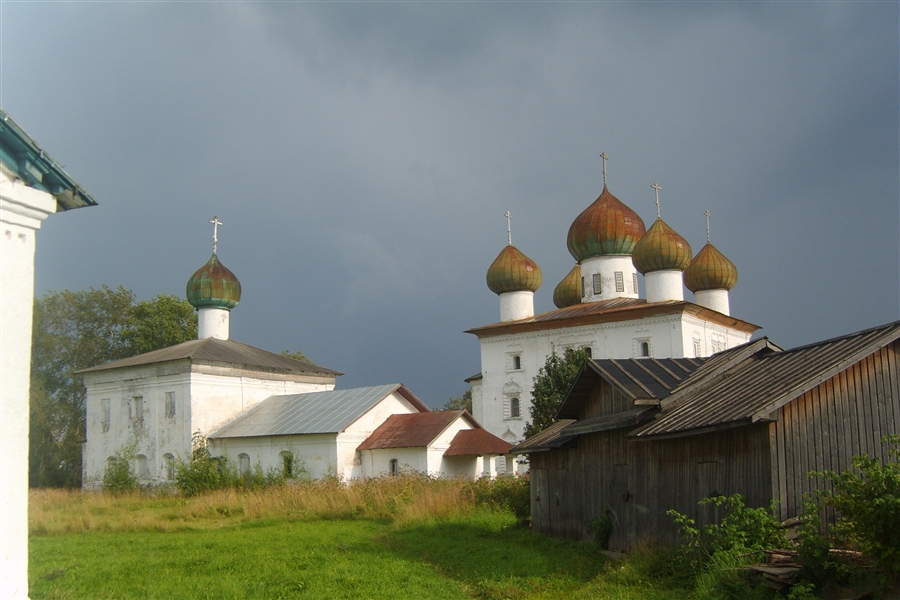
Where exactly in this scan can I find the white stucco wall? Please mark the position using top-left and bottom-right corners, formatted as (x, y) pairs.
(580, 255), (640, 302)
(644, 270), (685, 303)
(473, 312), (752, 442)
(82, 363), (335, 488)
(0, 175), (57, 599)
(498, 291), (535, 322)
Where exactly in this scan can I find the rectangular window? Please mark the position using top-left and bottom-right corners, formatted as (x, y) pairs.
(632, 273), (639, 294)
(165, 392), (176, 418)
(101, 399), (111, 433)
(131, 396), (144, 429)
(512, 355), (521, 370)
(592, 273), (602, 295)
(615, 272), (625, 292)
(580, 276), (585, 298)
(510, 398), (520, 418)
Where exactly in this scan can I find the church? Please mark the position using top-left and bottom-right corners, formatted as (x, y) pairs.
(81, 221), (512, 487)
(467, 156), (759, 446)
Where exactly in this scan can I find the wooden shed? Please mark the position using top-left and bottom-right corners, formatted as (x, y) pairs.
(513, 321), (900, 550)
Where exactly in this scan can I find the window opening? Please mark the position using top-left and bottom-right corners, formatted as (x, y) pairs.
(510, 397), (520, 418)
(163, 454), (175, 480)
(389, 458), (399, 476)
(583, 346), (592, 358)
(632, 273), (639, 294)
(280, 451), (294, 477)
(512, 355), (521, 370)
(136, 454), (149, 479)
(238, 453), (251, 476)
(615, 272), (625, 293)
(640, 342), (650, 357)
(131, 396), (144, 429)
(165, 392), (176, 418)
(592, 273), (602, 295)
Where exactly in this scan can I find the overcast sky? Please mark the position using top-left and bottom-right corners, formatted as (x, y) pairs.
(2, 2), (897, 407)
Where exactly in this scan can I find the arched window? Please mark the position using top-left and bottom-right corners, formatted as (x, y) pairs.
(389, 459), (399, 476)
(510, 397), (520, 418)
(280, 451), (294, 477)
(163, 453), (175, 480)
(640, 342), (650, 357)
(238, 453), (251, 476)
(136, 454), (149, 479)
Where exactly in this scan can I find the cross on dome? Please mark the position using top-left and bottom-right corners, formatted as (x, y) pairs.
(651, 182), (662, 218)
(704, 209), (712, 243)
(209, 216), (223, 254)
(600, 152), (608, 186)
(505, 211), (512, 245)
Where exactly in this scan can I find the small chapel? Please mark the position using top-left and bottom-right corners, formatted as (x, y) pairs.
(467, 155), (759, 446)
(81, 220), (511, 487)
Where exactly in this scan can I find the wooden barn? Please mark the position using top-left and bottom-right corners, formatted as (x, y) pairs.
(513, 320), (900, 550)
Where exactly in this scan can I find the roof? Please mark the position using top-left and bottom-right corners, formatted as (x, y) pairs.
(0, 109), (97, 210)
(209, 383), (429, 439)
(357, 411), (471, 450)
(445, 428), (513, 456)
(557, 356), (707, 418)
(632, 320), (900, 439)
(466, 297), (759, 338)
(78, 337), (342, 377)
(509, 419), (578, 454)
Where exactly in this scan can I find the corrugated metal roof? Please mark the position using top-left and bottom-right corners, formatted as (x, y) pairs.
(209, 384), (426, 438)
(509, 419), (578, 454)
(78, 337), (342, 377)
(466, 298), (760, 338)
(633, 320), (900, 439)
(357, 411), (468, 450)
(445, 428), (513, 456)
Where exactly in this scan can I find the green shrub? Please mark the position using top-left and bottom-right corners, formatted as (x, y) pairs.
(464, 474), (530, 519)
(589, 508), (612, 550)
(102, 441), (139, 494)
(174, 433), (237, 497)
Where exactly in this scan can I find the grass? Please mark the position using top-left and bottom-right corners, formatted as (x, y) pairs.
(29, 478), (691, 599)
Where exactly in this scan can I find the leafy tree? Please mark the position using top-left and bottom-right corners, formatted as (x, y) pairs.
(524, 346), (588, 438)
(29, 286), (198, 488)
(442, 389), (472, 413)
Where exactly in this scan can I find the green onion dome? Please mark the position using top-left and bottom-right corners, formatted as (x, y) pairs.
(632, 218), (692, 274)
(684, 243), (738, 292)
(553, 264), (582, 309)
(186, 253), (242, 309)
(486, 245), (542, 295)
(567, 186), (646, 261)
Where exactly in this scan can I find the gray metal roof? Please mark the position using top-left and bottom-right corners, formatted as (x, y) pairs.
(78, 337), (342, 377)
(509, 419), (578, 454)
(209, 383), (429, 438)
(633, 320), (900, 439)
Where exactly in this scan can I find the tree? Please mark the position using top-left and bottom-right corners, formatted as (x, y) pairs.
(442, 389), (472, 413)
(29, 286), (198, 488)
(524, 346), (588, 438)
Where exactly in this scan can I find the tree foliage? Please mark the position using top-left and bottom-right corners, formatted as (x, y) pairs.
(442, 389), (472, 413)
(524, 346), (588, 439)
(29, 286), (198, 488)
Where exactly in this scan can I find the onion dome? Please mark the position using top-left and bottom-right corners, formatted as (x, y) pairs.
(684, 243), (738, 292)
(632, 218), (692, 274)
(567, 186), (646, 261)
(553, 264), (582, 309)
(486, 245), (542, 295)
(186, 253), (242, 309)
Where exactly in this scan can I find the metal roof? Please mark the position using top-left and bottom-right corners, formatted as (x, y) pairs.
(633, 320), (900, 439)
(357, 411), (470, 450)
(209, 383), (428, 439)
(445, 428), (513, 456)
(466, 297), (759, 338)
(78, 337), (342, 377)
(0, 109), (97, 210)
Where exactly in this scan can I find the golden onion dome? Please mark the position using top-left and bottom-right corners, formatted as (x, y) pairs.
(186, 253), (242, 309)
(684, 243), (738, 292)
(632, 218), (692, 274)
(486, 245), (542, 295)
(553, 264), (582, 309)
(567, 186), (646, 261)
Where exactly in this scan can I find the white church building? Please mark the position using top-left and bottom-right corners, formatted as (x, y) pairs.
(82, 225), (511, 487)
(467, 159), (759, 444)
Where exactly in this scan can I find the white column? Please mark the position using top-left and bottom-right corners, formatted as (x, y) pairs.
(1, 178), (57, 600)
(694, 289), (730, 316)
(644, 270), (685, 303)
(197, 307), (230, 340)
(499, 291), (534, 322)
(481, 454), (496, 478)
(580, 255), (639, 302)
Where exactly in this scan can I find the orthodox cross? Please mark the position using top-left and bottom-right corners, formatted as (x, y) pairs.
(704, 210), (711, 243)
(209, 216), (222, 254)
(505, 211), (512, 245)
(600, 152), (608, 186)
(651, 182), (662, 218)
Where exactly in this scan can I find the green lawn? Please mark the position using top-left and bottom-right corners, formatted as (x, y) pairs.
(30, 510), (687, 599)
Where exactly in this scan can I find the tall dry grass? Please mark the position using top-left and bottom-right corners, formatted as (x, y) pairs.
(29, 475), (497, 536)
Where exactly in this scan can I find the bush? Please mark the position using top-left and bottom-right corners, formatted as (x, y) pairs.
(102, 441), (138, 494)
(174, 433), (237, 497)
(464, 474), (530, 519)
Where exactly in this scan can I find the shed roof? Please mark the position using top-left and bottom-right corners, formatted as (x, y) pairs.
(209, 384), (428, 439)
(79, 337), (342, 378)
(632, 320), (900, 439)
(357, 411), (471, 450)
(445, 428), (513, 456)
(509, 419), (577, 455)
